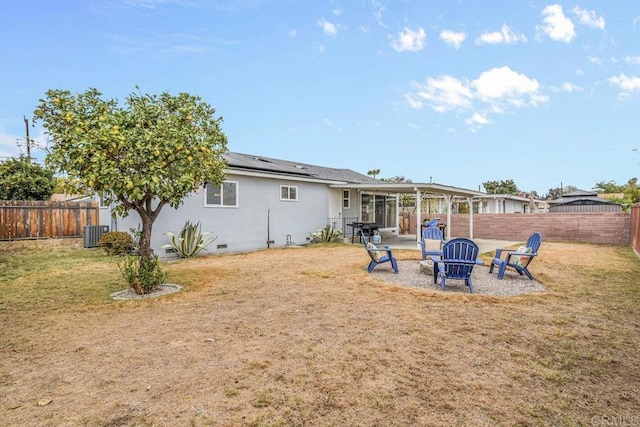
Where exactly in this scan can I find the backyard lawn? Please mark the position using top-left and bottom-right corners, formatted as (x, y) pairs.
(0, 239), (638, 426)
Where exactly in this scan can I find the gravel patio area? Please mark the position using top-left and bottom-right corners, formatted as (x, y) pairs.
(368, 260), (547, 296)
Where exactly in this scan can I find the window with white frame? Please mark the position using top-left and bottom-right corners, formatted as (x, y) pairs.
(280, 185), (298, 201)
(205, 181), (238, 207)
(342, 189), (350, 209)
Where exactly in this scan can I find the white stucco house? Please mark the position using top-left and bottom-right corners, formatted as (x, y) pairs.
(98, 151), (484, 256)
(474, 194), (549, 214)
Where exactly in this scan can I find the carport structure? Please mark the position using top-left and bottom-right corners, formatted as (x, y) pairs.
(332, 182), (485, 243)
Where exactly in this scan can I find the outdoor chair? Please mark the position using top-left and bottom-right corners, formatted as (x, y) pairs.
(360, 230), (399, 274)
(420, 226), (445, 261)
(488, 232), (542, 280)
(431, 238), (480, 293)
(423, 218), (440, 228)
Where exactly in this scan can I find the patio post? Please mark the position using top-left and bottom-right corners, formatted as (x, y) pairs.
(415, 188), (422, 245)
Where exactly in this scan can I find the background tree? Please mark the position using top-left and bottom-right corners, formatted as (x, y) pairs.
(593, 180), (626, 193)
(482, 179), (519, 194)
(0, 156), (55, 200)
(624, 177), (640, 204)
(34, 88), (228, 261)
(367, 168), (380, 179)
(381, 175), (414, 207)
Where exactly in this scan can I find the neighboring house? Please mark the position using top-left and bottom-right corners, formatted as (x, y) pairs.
(100, 152), (386, 256)
(474, 194), (548, 214)
(548, 189), (622, 213)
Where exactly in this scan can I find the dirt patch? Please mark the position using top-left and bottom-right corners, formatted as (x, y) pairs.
(1, 242), (638, 426)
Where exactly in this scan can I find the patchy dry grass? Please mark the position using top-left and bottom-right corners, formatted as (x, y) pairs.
(0, 239), (638, 426)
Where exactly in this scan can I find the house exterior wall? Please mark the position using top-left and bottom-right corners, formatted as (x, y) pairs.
(478, 198), (529, 213)
(101, 172), (334, 256)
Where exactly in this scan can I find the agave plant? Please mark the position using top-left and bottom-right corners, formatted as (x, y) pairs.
(311, 224), (342, 243)
(163, 220), (217, 258)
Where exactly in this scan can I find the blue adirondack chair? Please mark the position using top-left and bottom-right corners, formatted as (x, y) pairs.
(423, 218), (440, 228)
(488, 232), (542, 280)
(420, 226), (445, 260)
(361, 230), (399, 273)
(431, 238), (479, 293)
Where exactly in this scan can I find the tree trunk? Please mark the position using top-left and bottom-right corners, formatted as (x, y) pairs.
(137, 211), (154, 261)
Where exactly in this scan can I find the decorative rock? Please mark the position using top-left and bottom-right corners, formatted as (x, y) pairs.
(419, 260), (434, 274)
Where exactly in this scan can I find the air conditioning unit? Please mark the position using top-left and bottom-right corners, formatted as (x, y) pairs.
(83, 225), (109, 248)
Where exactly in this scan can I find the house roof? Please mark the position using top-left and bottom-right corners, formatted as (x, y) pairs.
(225, 151), (483, 198)
(549, 189), (620, 206)
(224, 152), (381, 184)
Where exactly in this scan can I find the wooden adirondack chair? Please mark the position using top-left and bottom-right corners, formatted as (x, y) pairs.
(361, 230), (399, 273)
(431, 238), (479, 293)
(488, 232), (542, 280)
(420, 226), (445, 260)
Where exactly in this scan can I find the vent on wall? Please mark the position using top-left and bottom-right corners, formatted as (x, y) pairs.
(83, 225), (109, 248)
(216, 244), (228, 249)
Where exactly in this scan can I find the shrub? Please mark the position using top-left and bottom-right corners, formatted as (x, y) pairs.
(118, 255), (166, 295)
(162, 220), (217, 258)
(99, 231), (134, 255)
(310, 225), (342, 243)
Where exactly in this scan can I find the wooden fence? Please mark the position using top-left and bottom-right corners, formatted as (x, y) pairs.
(0, 200), (99, 240)
(632, 203), (640, 255)
(405, 212), (632, 246)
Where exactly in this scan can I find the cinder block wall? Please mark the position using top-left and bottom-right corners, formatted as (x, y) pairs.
(443, 212), (631, 245)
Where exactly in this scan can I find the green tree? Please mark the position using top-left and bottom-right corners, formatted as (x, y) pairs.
(367, 169), (380, 179)
(381, 175), (414, 207)
(593, 180), (626, 193)
(624, 177), (640, 204)
(482, 179), (519, 194)
(0, 156), (55, 200)
(34, 88), (228, 261)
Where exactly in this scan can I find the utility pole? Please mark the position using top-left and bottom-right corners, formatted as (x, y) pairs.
(23, 115), (31, 160)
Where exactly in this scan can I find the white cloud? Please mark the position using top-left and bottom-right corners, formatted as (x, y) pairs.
(440, 30), (466, 49)
(466, 112), (490, 126)
(572, 6), (605, 31)
(550, 82), (583, 93)
(473, 66), (546, 107)
(390, 26), (426, 52)
(411, 75), (473, 112)
(371, 0), (387, 28)
(537, 4), (576, 43)
(405, 66), (548, 130)
(625, 56), (640, 65)
(332, 6), (343, 16)
(587, 56), (602, 65)
(404, 94), (424, 110)
(317, 18), (338, 37)
(407, 122), (421, 131)
(475, 24), (527, 45)
(609, 74), (640, 96)
(288, 28), (297, 38)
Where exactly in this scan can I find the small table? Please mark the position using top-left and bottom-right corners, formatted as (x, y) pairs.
(348, 222), (380, 243)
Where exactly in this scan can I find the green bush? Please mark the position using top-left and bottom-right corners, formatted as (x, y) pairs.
(310, 225), (342, 243)
(99, 231), (134, 255)
(118, 255), (166, 295)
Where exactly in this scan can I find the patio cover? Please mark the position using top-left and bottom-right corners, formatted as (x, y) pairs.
(331, 182), (485, 241)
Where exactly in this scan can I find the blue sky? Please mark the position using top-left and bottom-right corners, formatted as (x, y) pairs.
(1, 0), (639, 196)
